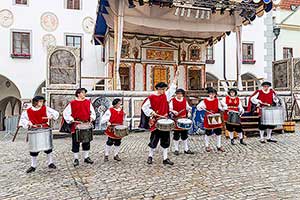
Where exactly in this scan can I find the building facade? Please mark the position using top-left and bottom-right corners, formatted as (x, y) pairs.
(0, 0), (103, 130)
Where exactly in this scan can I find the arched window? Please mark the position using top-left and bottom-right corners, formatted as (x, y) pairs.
(189, 44), (201, 61)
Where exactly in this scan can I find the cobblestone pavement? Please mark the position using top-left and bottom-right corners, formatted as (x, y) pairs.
(1, 130), (300, 200)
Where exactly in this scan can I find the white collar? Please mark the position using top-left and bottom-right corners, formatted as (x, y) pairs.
(206, 97), (216, 101)
(113, 107), (122, 112)
(261, 88), (271, 94)
(175, 97), (184, 102)
(30, 106), (42, 111)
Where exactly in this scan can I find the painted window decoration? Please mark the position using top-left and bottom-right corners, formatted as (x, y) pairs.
(15, 0), (27, 5)
(189, 45), (201, 61)
(11, 31), (31, 58)
(67, 0), (80, 10)
(66, 35), (82, 56)
(242, 43), (255, 64)
(206, 46), (214, 64)
(283, 47), (293, 59)
(121, 41), (130, 58)
(153, 66), (168, 89)
(188, 68), (202, 90)
(119, 67), (130, 90)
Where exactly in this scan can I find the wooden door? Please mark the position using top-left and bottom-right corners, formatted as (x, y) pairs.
(153, 66), (167, 89)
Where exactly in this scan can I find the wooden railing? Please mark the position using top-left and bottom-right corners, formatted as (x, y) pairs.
(81, 76), (113, 91)
(205, 78), (264, 91)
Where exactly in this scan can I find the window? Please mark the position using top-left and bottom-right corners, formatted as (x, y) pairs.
(206, 46), (214, 64)
(66, 0), (80, 10)
(15, 0), (27, 5)
(188, 69), (202, 90)
(120, 67), (130, 90)
(283, 47), (293, 59)
(189, 45), (201, 61)
(153, 66), (168, 89)
(11, 31), (31, 58)
(242, 43), (255, 64)
(65, 35), (82, 56)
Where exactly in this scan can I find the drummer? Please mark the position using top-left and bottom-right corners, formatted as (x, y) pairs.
(248, 81), (279, 143)
(197, 87), (226, 152)
(100, 98), (126, 162)
(169, 88), (194, 155)
(142, 71), (179, 165)
(222, 88), (246, 146)
(63, 88), (96, 167)
(19, 96), (59, 173)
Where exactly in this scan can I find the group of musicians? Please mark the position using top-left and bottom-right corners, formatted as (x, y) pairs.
(19, 71), (280, 172)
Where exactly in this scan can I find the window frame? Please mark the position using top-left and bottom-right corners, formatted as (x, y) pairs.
(64, 33), (83, 58)
(65, 0), (82, 10)
(242, 42), (256, 64)
(13, 0), (29, 6)
(205, 45), (215, 64)
(10, 29), (32, 59)
(283, 47), (293, 59)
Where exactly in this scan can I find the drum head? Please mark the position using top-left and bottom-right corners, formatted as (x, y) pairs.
(177, 118), (192, 124)
(157, 119), (174, 124)
(115, 125), (127, 130)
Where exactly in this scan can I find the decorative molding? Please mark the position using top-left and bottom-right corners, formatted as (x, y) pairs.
(41, 12), (59, 32)
(0, 9), (14, 28)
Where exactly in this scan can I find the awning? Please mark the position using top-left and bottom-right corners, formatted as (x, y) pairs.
(94, 0), (277, 45)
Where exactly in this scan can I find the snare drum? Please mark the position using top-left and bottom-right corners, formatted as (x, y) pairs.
(261, 106), (284, 125)
(227, 111), (241, 125)
(114, 125), (129, 138)
(28, 128), (53, 152)
(156, 119), (175, 131)
(75, 123), (93, 143)
(177, 118), (193, 130)
(207, 114), (222, 125)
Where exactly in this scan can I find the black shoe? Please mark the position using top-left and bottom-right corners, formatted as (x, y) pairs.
(267, 139), (277, 143)
(163, 158), (174, 165)
(113, 155), (121, 161)
(104, 156), (109, 162)
(73, 159), (79, 167)
(260, 140), (266, 144)
(231, 139), (235, 145)
(240, 139), (247, 146)
(184, 150), (194, 155)
(84, 157), (94, 164)
(174, 150), (179, 156)
(26, 166), (36, 173)
(147, 157), (153, 165)
(48, 163), (57, 169)
(217, 147), (225, 152)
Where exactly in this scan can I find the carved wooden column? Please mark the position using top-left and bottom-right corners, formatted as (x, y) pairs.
(131, 63), (136, 90)
(201, 65), (206, 89)
(143, 63), (147, 91)
(185, 65), (188, 90)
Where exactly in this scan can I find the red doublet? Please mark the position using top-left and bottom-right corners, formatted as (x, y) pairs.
(203, 98), (222, 129)
(105, 108), (125, 139)
(171, 98), (187, 130)
(70, 99), (91, 134)
(224, 96), (240, 122)
(247, 89), (275, 115)
(148, 94), (169, 132)
(27, 106), (49, 128)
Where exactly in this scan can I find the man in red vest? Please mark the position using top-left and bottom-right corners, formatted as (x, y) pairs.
(197, 88), (225, 152)
(142, 71), (178, 165)
(249, 81), (279, 143)
(222, 88), (246, 145)
(100, 98), (126, 162)
(63, 88), (96, 167)
(169, 88), (194, 155)
(19, 96), (59, 173)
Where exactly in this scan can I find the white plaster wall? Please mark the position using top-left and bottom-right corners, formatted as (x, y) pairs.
(274, 9), (300, 60)
(207, 15), (267, 80)
(0, 0), (104, 99)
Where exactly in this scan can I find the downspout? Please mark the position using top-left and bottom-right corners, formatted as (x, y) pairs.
(223, 38), (229, 87)
(273, 33), (279, 61)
